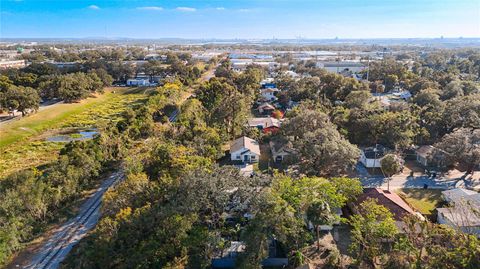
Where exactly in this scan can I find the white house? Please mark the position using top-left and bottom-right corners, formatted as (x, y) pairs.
(359, 145), (387, 168)
(259, 88), (279, 101)
(230, 136), (261, 163)
(126, 78), (151, 86)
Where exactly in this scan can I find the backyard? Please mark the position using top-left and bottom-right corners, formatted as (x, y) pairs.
(396, 188), (444, 217)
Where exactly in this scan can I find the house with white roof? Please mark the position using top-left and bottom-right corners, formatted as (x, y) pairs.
(230, 136), (261, 163)
(259, 88), (279, 101)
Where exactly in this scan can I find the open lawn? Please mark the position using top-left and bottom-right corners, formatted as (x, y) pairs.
(396, 188), (444, 215)
(0, 87), (150, 178)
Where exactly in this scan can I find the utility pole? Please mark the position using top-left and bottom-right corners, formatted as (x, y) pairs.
(366, 56), (370, 82)
(336, 53), (340, 73)
(382, 47), (387, 92)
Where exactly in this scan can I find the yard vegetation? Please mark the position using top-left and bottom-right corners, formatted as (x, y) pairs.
(396, 188), (444, 215)
(0, 87), (149, 178)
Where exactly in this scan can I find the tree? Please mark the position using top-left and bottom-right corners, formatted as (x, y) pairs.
(443, 94), (480, 131)
(413, 88), (442, 107)
(239, 174), (362, 268)
(441, 80), (464, 100)
(349, 198), (398, 268)
(389, 215), (480, 269)
(380, 154), (403, 190)
(340, 103), (420, 150)
(345, 90), (372, 109)
(462, 81), (479, 95)
(88, 68), (113, 87)
(0, 85), (40, 116)
(306, 177), (362, 251)
(282, 108), (360, 176)
(196, 78), (250, 138)
(435, 128), (480, 175)
(235, 66), (265, 98)
(385, 74), (399, 91)
(142, 60), (165, 82)
(0, 75), (13, 92)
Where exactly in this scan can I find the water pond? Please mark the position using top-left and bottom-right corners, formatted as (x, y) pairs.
(46, 130), (99, 142)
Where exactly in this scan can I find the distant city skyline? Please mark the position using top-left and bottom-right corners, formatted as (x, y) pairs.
(1, 0), (479, 39)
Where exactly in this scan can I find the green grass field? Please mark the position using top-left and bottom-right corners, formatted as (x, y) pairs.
(396, 188), (444, 215)
(0, 87), (149, 178)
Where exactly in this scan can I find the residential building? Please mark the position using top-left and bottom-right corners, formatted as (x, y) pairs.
(49, 61), (80, 69)
(391, 89), (412, 100)
(284, 70), (300, 78)
(437, 188), (480, 236)
(269, 138), (295, 162)
(257, 103), (276, 115)
(211, 240), (288, 269)
(352, 188), (419, 221)
(416, 145), (435, 167)
(126, 78), (151, 86)
(0, 60), (26, 69)
(247, 117), (281, 134)
(259, 88), (279, 102)
(230, 136), (261, 163)
(359, 145), (388, 168)
(415, 145), (448, 168)
(260, 78), (276, 89)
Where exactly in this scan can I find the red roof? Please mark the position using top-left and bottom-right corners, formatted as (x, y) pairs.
(355, 188), (415, 221)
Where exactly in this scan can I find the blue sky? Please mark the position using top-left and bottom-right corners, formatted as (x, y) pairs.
(1, 0), (479, 39)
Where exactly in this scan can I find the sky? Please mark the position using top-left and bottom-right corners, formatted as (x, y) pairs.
(0, 0), (479, 39)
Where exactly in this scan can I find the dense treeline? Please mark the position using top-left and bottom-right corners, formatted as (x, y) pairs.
(0, 50), (203, 115)
(196, 61), (265, 139)
(277, 50), (479, 162)
(0, 130), (121, 264)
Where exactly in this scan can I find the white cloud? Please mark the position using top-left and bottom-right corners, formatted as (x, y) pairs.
(176, 7), (196, 12)
(88, 5), (100, 10)
(137, 6), (163, 11)
(216, 7), (226, 10)
(238, 8), (252, 12)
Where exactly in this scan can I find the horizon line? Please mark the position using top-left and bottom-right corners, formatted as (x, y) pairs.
(1, 36), (480, 41)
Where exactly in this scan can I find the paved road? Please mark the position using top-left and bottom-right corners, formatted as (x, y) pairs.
(356, 163), (457, 190)
(20, 171), (124, 269)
